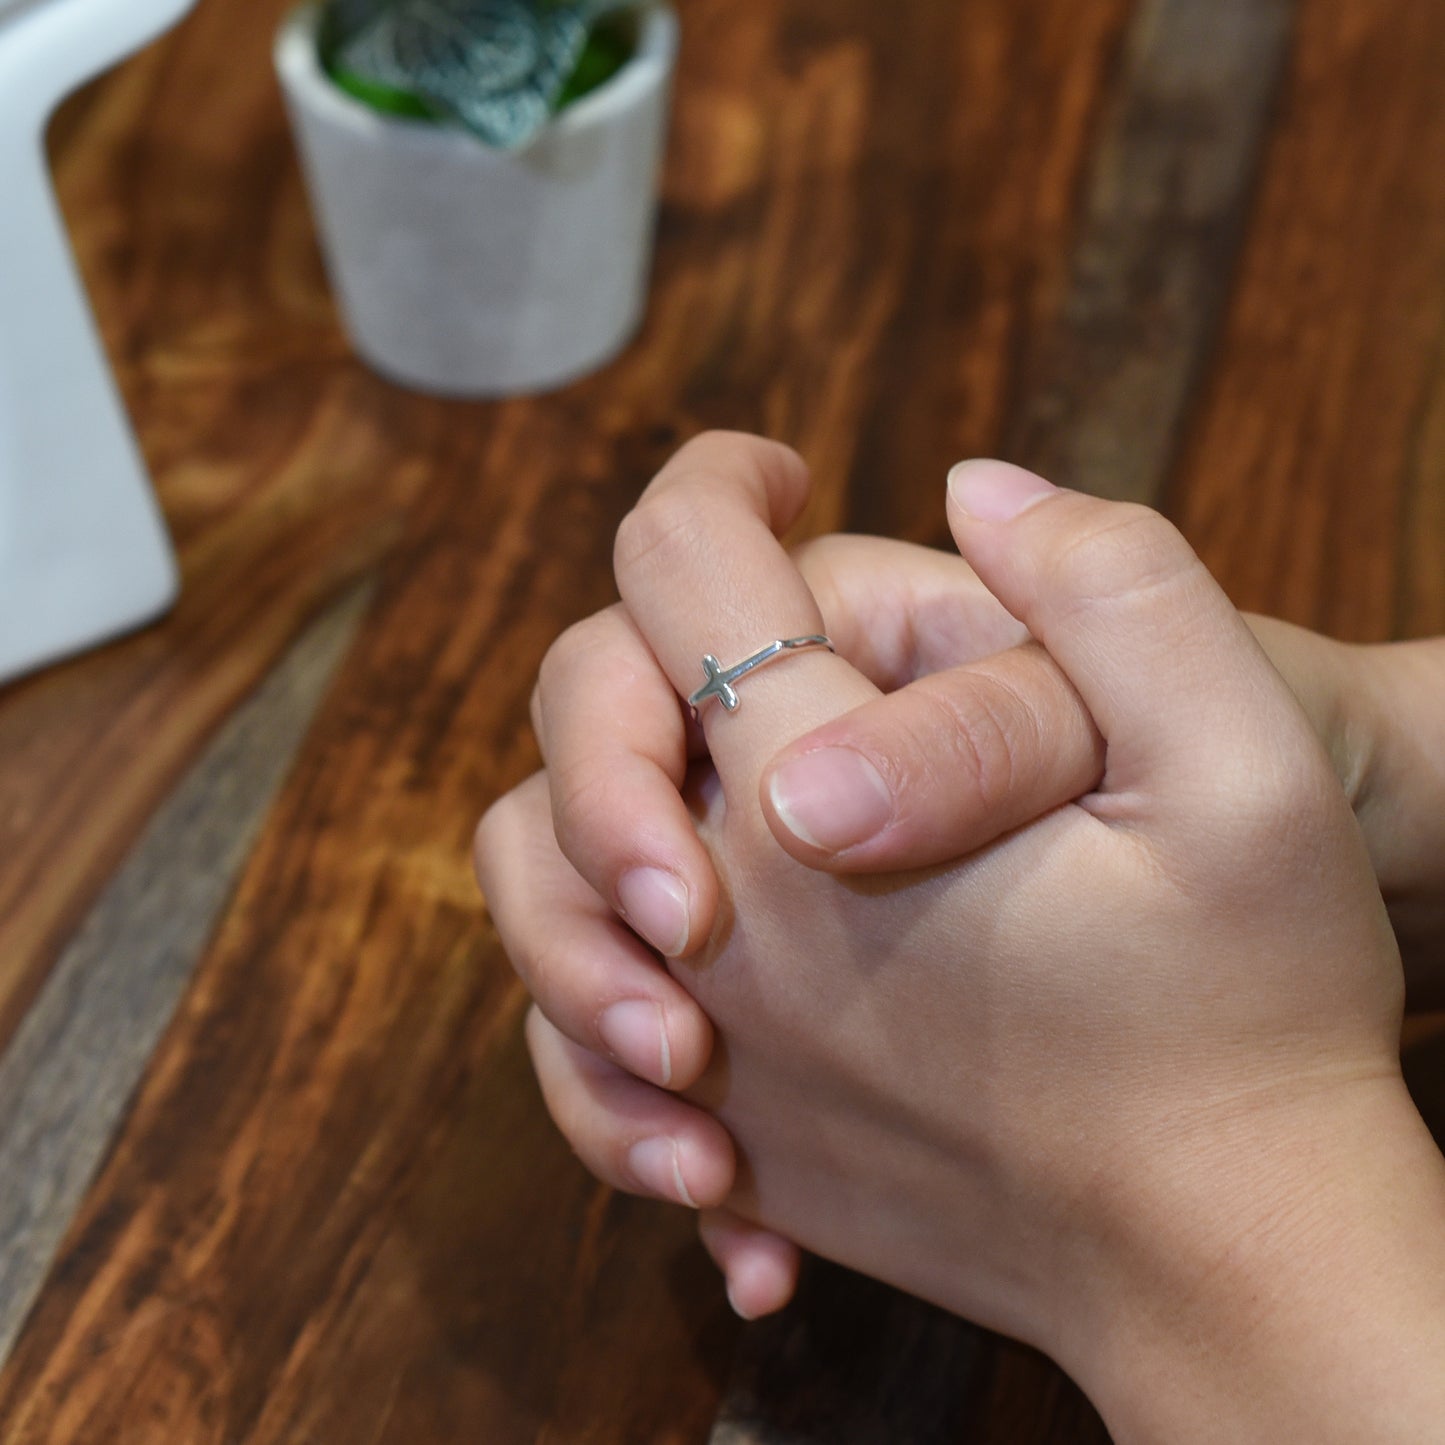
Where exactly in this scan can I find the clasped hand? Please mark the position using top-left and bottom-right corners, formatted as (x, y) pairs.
(476, 434), (1445, 1442)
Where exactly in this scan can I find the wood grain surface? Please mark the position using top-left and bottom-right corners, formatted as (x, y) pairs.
(0, 582), (369, 1366)
(1006, 0), (1295, 503)
(0, 0), (1441, 1440)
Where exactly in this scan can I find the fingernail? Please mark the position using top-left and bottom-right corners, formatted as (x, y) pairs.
(598, 1000), (673, 1087)
(947, 460), (1056, 521)
(618, 867), (691, 957)
(768, 748), (893, 852)
(628, 1137), (697, 1207)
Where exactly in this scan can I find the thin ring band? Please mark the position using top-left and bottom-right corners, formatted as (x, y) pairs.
(687, 635), (836, 713)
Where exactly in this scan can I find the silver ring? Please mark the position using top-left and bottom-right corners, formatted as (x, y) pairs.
(687, 635), (835, 714)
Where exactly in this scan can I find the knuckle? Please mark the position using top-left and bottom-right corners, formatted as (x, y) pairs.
(518, 936), (574, 1006)
(623, 433), (808, 566)
(680, 429), (804, 479)
(1232, 752), (1339, 850)
(1180, 749), (1347, 906)
(675, 428), (743, 458)
(903, 679), (1023, 820)
(528, 1050), (626, 1183)
(1051, 506), (1198, 614)
(538, 616), (604, 698)
(613, 487), (709, 581)
(538, 615), (667, 757)
(679, 427), (755, 458)
(472, 789), (518, 885)
(787, 533), (835, 574)
(791, 535), (845, 619)
(790, 532), (852, 587)
(548, 758), (621, 850)
(961, 671), (1040, 809)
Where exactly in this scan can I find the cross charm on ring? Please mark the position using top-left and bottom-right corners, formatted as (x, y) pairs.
(687, 636), (835, 714)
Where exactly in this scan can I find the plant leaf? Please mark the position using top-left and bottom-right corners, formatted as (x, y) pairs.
(331, 0), (636, 148)
(318, 0), (395, 62)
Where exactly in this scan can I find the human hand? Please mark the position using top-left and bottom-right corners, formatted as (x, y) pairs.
(479, 434), (1445, 1316)
(479, 434), (1084, 1313)
(761, 605), (1445, 1001)
(483, 446), (1445, 1439)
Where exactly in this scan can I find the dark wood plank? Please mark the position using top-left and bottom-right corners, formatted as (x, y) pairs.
(711, 1287), (1114, 1445)
(839, 0), (1137, 541)
(1170, 0), (1445, 641)
(1404, 1027), (1445, 1152)
(1400, 352), (1445, 634)
(0, 583), (368, 1365)
(709, 1263), (982, 1445)
(1400, 339), (1445, 634)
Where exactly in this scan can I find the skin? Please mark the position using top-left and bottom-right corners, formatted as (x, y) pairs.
(480, 433), (1445, 1315)
(475, 436), (1445, 1435)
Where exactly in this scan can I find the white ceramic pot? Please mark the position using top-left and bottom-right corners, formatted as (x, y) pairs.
(275, 4), (678, 398)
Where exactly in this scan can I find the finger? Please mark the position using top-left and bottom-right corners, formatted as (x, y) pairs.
(944, 461), (1317, 793)
(697, 1208), (803, 1319)
(792, 534), (1030, 689)
(526, 1005), (735, 1209)
(541, 539), (1028, 952)
(533, 627), (707, 769)
(536, 605), (719, 958)
(761, 640), (1105, 869)
(613, 432), (878, 794)
(475, 774), (714, 1089)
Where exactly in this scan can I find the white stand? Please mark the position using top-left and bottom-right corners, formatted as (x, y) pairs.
(0, 0), (196, 685)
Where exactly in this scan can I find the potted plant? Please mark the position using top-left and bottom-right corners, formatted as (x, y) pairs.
(275, 0), (678, 397)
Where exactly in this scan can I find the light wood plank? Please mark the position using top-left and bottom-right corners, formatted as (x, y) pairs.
(1007, 0), (1296, 503)
(0, 583), (367, 1364)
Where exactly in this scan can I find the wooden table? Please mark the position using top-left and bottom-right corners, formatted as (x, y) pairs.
(2, 0), (1443, 1439)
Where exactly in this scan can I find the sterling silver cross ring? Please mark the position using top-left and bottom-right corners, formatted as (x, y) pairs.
(687, 635), (835, 714)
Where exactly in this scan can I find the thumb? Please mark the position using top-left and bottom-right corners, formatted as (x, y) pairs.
(759, 640), (1104, 870)
(943, 461), (1309, 792)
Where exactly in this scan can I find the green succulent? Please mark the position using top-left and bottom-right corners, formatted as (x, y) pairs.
(318, 0), (639, 148)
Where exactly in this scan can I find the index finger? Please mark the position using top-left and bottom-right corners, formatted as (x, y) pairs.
(613, 433), (879, 800)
